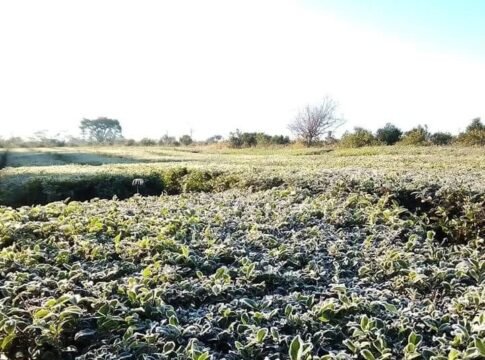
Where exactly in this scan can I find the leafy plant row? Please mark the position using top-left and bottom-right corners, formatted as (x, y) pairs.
(0, 172), (483, 359)
(0, 168), (241, 208)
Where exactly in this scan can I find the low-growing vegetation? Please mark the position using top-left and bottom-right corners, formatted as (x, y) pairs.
(456, 118), (485, 146)
(338, 128), (379, 148)
(1, 146), (484, 208)
(0, 168), (484, 359)
(0, 146), (484, 360)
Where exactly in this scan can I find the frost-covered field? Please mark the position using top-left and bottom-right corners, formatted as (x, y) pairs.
(0, 146), (484, 359)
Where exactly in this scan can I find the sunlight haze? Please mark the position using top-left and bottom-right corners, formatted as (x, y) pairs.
(0, 0), (484, 140)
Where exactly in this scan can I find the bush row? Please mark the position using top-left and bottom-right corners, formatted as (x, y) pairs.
(339, 119), (485, 147)
(0, 169), (216, 207)
(0, 168), (287, 208)
(1, 167), (483, 246)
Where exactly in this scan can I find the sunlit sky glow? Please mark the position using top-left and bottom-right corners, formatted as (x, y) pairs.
(1, 0), (484, 140)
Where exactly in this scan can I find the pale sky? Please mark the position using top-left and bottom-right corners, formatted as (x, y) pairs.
(0, 0), (484, 140)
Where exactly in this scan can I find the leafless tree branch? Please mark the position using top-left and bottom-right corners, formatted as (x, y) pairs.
(288, 96), (344, 146)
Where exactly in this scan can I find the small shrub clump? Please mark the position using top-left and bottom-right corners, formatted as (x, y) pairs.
(457, 118), (485, 146)
(430, 132), (454, 145)
(398, 125), (430, 146)
(338, 127), (379, 148)
(375, 123), (402, 145)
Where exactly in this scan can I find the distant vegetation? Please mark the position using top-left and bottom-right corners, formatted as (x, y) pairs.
(1, 117), (484, 149)
(80, 117), (123, 144)
(339, 127), (379, 148)
(375, 123), (402, 145)
(0, 126), (483, 360)
(0, 152), (483, 358)
(288, 96), (344, 146)
(456, 118), (485, 146)
(228, 130), (290, 148)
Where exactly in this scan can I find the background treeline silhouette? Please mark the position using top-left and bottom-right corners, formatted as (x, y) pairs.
(1, 118), (484, 148)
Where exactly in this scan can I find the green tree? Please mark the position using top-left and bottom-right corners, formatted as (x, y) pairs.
(466, 117), (484, 132)
(228, 130), (243, 148)
(375, 123), (402, 145)
(139, 138), (157, 146)
(206, 135), (223, 144)
(159, 134), (177, 146)
(80, 117), (122, 144)
(179, 134), (193, 146)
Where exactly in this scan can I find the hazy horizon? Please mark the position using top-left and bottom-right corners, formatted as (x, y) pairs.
(1, 0), (484, 140)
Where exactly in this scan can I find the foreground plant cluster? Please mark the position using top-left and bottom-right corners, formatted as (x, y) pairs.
(0, 168), (484, 360)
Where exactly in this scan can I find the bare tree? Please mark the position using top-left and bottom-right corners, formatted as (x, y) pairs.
(289, 97), (344, 146)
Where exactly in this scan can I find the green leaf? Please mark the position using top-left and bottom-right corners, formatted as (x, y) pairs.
(1, 333), (16, 351)
(360, 349), (376, 360)
(215, 267), (227, 280)
(241, 312), (250, 325)
(383, 302), (398, 313)
(270, 327), (280, 342)
(33, 309), (51, 319)
(360, 315), (369, 330)
(405, 343), (416, 353)
(169, 315), (179, 326)
(142, 267), (152, 277)
(197, 352), (210, 360)
(475, 338), (485, 356)
(408, 331), (421, 346)
(256, 328), (268, 343)
(448, 348), (460, 360)
(127, 290), (137, 303)
(181, 244), (190, 257)
(60, 305), (83, 319)
(44, 299), (57, 308)
(343, 339), (358, 353)
(289, 335), (302, 360)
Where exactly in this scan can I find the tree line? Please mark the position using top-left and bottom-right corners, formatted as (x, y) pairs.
(1, 104), (484, 147)
(286, 96), (484, 147)
(337, 119), (484, 147)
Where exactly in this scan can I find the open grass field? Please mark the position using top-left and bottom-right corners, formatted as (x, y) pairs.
(0, 146), (484, 359)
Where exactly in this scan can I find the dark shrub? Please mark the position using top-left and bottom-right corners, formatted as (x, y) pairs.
(139, 138), (157, 146)
(179, 135), (193, 146)
(375, 123), (402, 145)
(430, 132), (454, 145)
